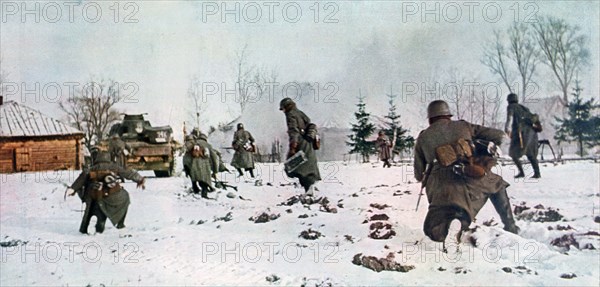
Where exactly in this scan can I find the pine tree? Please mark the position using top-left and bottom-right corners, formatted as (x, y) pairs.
(347, 91), (376, 163)
(383, 86), (415, 160)
(554, 82), (600, 157)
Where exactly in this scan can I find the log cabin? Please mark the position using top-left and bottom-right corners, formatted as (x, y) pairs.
(0, 97), (84, 173)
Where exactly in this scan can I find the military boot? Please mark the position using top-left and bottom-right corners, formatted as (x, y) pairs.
(248, 168), (255, 178)
(513, 158), (525, 178)
(490, 190), (520, 234)
(95, 220), (106, 234)
(529, 157), (541, 178)
(201, 187), (209, 199)
(116, 211), (127, 229)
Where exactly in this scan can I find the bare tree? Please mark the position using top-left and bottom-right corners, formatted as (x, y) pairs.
(60, 78), (121, 151)
(233, 45), (279, 113)
(486, 91), (503, 129)
(482, 25), (541, 102)
(187, 76), (208, 129)
(445, 68), (469, 120)
(508, 22), (541, 101)
(252, 65), (279, 100)
(482, 30), (515, 94)
(533, 16), (590, 105)
(435, 67), (502, 127)
(234, 44), (255, 113)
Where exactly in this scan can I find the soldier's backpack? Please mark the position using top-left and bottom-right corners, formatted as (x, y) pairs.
(518, 104), (543, 133)
(87, 170), (121, 200)
(304, 123), (321, 150)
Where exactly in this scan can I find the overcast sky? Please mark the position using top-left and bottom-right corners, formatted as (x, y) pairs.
(1, 1), (598, 136)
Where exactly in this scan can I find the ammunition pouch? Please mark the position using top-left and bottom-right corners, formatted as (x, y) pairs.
(436, 139), (496, 179)
(88, 170), (121, 200)
(435, 138), (473, 167)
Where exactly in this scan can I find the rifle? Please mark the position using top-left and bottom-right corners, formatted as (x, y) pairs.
(213, 180), (238, 191)
(415, 163), (433, 212)
(61, 181), (72, 201)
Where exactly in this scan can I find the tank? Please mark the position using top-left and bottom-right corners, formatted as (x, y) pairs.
(108, 114), (176, 177)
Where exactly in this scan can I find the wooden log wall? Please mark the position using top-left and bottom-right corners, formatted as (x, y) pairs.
(0, 137), (83, 173)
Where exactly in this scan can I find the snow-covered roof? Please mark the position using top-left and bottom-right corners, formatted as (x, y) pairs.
(0, 101), (83, 137)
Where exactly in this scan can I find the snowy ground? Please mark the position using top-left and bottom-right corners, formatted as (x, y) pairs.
(1, 159), (599, 286)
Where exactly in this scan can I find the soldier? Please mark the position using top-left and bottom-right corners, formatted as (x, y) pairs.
(505, 93), (541, 178)
(280, 97), (321, 196)
(188, 128), (229, 173)
(231, 123), (256, 178)
(376, 130), (392, 168)
(183, 134), (196, 178)
(414, 100), (519, 243)
(190, 127), (202, 139)
(66, 151), (145, 234)
(183, 132), (218, 198)
(108, 134), (129, 168)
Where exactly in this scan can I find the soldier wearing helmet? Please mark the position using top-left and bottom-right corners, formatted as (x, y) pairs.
(108, 134), (130, 168)
(505, 93), (541, 178)
(280, 97), (321, 196)
(67, 151), (145, 234)
(183, 129), (219, 198)
(414, 100), (519, 243)
(231, 122), (256, 178)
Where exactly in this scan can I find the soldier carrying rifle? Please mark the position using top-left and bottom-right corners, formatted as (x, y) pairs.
(505, 93), (543, 178)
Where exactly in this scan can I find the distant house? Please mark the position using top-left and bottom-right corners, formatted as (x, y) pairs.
(0, 97), (84, 173)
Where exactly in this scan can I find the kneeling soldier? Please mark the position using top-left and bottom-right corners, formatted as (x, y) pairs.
(414, 100), (519, 243)
(67, 151), (145, 234)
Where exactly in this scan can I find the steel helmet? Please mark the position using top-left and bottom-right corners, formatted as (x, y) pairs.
(427, 100), (453, 118)
(507, 93), (519, 103)
(279, 97), (295, 111)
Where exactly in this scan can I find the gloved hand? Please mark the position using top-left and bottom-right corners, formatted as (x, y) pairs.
(287, 142), (298, 159)
(137, 178), (146, 190)
(66, 187), (76, 196)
